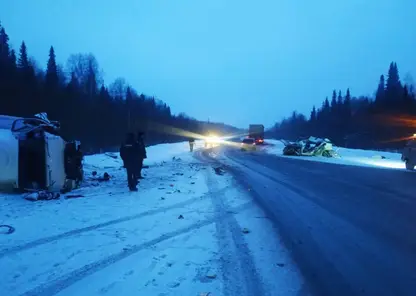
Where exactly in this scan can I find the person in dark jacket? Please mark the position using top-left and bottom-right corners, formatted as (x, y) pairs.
(189, 137), (195, 152)
(136, 131), (147, 180)
(120, 133), (139, 191)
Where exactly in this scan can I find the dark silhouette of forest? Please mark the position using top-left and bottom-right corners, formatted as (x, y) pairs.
(0, 22), (239, 152)
(270, 62), (416, 150)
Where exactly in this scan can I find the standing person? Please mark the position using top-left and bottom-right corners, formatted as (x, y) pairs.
(189, 137), (195, 152)
(120, 133), (139, 191)
(136, 131), (147, 180)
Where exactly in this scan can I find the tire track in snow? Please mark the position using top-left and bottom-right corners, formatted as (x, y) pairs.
(197, 150), (266, 296)
(18, 202), (253, 296)
(0, 189), (228, 259)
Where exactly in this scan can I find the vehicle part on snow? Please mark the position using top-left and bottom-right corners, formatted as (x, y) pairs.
(213, 166), (225, 175)
(0, 225), (15, 234)
(65, 194), (85, 199)
(281, 136), (339, 158)
(205, 272), (217, 279)
(24, 190), (60, 201)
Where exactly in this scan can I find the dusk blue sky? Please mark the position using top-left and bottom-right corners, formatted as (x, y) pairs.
(1, 0), (416, 128)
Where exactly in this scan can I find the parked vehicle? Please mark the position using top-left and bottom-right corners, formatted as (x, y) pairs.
(401, 139), (416, 171)
(241, 138), (256, 151)
(248, 124), (264, 144)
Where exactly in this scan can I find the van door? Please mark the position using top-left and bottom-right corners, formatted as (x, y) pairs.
(45, 135), (66, 191)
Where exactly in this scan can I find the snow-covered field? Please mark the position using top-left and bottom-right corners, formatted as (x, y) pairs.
(0, 141), (303, 296)
(264, 139), (405, 170)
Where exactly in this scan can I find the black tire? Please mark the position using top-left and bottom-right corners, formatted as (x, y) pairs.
(405, 160), (414, 171)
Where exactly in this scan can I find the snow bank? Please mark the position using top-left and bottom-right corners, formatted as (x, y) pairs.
(144, 140), (204, 165)
(265, 139), (405, 170)
(84, 141), (204, 170)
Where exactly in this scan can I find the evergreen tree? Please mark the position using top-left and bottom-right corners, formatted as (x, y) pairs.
(338, 90), (343, 103)
(331, 91), (337, 109)
(331, 90), (337, 106)
(385, 62), (402, 101)
(323, 97), (330, 111)
(85, 60), (97, 98)
(337, 91), (343, 105)
(309, 106), (317, 122)
(0, 24), (10, 62)
(375, 74), (385, 102)
(17, 41), (29, 69)
(345, 88), (351, 103)
(402, 85), (414, 112)
(343, 88), (352, 130)
(67, 72), (79, 92)
(9, 49), (16, 67)
(45, 46), (58, 89)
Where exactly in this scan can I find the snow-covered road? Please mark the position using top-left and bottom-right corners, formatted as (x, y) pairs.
(0, 142), (304, 296)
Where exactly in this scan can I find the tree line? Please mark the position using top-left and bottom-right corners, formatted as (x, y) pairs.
(0, 22), (239, 152)
(270, 62), (416, 149)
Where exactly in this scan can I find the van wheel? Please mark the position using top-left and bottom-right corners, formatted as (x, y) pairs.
(405, 160), (415, 171)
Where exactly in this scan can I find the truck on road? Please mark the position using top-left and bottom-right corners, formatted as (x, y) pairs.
(248, 124), (265, 144)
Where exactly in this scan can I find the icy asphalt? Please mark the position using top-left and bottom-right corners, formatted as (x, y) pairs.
(200, 145), (416, 296)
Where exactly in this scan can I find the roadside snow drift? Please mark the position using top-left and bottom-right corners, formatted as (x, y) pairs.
(265, 139), (405, 170)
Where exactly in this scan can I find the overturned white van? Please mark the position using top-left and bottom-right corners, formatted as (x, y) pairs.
(0, 114), (82, 192)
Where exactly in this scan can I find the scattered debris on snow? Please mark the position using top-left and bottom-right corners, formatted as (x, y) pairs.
(213, 166), (225, 175)
(205, 272), (217, 279)
(65, 194), (85, 199)
(242, 227), (250, 234)
(24, 190), (60, 201)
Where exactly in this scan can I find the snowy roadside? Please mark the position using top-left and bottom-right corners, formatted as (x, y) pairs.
(264, 139), (405, 170)
(0, 141), (305, 296)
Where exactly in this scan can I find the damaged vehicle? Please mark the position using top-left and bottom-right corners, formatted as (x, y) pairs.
(0, 113), (83, 193)
(282, 136), (339, 158)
